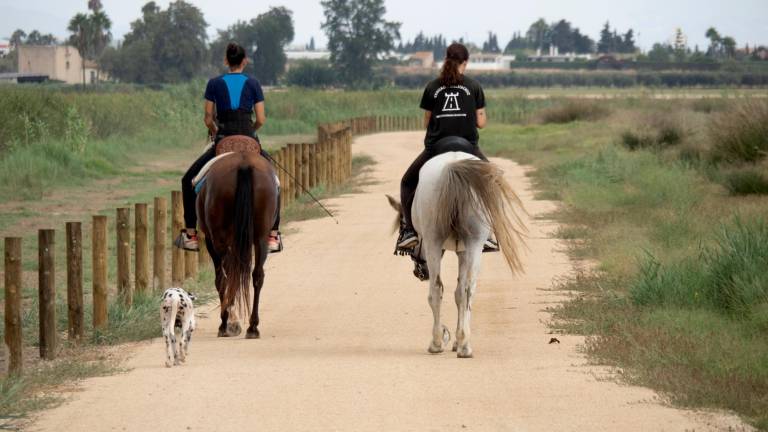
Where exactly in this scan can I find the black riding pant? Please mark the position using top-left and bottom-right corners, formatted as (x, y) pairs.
(400, 137), (488, 230)
(181, 144), (280, 232)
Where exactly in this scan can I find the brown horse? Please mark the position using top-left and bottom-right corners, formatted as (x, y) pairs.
(196, 140), (277, 338)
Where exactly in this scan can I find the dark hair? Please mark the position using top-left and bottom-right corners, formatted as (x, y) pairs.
(226, 42), (246, 68)
(439, 43), (469, 86)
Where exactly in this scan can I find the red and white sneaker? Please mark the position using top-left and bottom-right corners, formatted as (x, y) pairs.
(268, 231), (283, 253)
(173, 231), (199, 251)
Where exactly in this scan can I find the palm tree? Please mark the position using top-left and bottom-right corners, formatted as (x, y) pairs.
(68, 13), (90, 88)
(705, 27), (721, 57)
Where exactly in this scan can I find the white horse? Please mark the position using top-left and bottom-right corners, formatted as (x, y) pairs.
(388, 152), (525, 358)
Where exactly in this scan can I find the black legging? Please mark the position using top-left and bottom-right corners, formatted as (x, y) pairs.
(181, 145), (280, 232)
(400, 137), (488, 230)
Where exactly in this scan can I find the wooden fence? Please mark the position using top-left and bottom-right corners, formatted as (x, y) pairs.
(1, 115), (421, 374)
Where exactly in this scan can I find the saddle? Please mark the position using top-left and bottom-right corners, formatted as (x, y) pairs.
(215, 135), (262, 156)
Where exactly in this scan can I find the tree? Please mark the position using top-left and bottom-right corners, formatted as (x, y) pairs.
(321, 0), (400, 84)
(10, 29), (26, 47)
(647, 43), (672, 62)
(68, 13), (90, 86)
(483, 32), (501, 53)
(68, 1), (113, 86)
(25, 30), (57, 45)
(705, 27), (721, 57)
(598, 22), (613, 53)
(549, 20), (575, 53)
(251, 7), (294, 85)
(526, 18), (549, 51)
(622, 29), (636, 53)
(106, 1), (207, 83)
(722, 36), (736, 58)
(307, 37), (316, 51)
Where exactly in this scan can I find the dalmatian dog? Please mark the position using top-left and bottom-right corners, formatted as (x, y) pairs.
(161, 287), (197, 367)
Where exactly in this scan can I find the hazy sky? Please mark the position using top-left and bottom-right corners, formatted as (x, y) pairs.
(1, 0), (766, 51)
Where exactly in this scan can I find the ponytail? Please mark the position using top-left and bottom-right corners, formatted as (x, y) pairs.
(439, 43), (469, 86)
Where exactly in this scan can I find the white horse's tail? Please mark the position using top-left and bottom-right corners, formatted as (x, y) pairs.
(434, 159), (527, 273)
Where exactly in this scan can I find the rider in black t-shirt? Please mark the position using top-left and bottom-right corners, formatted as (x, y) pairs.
(396, 43), (497, 254)
(175, 42), (282, 253)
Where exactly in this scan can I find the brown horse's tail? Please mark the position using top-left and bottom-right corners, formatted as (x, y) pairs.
(223, 164), (255, 315)
(434, 159), (527, 273)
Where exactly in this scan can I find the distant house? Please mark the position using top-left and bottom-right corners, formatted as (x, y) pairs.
(404, 51), (434, 68)
(285, 50), (331, 61)
(17, 45), (107, 85)
(595, 55), (624, 70)
(434, 53), (516, 71)
(755, 46), (768, 61)
(527, 45), (592, 63)
(0, 39), (10, 57)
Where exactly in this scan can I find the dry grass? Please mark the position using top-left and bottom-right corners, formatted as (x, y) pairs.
(708, 99), (768, 164)
(537, 99), (610, 124)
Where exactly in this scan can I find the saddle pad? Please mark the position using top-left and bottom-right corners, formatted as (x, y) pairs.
(191, 152), (280, 194)
(216, 135), (261, 156)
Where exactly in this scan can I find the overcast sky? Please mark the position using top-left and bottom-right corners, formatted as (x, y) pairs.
(1, 0), (766, 51)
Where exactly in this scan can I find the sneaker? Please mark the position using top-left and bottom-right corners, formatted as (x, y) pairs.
(268, 232), (283, 253)
(397, 226), (419, 249)
(174, 231), (199, 251)
(482, 237), (499, 253)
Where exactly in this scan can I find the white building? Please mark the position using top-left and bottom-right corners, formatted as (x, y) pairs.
(17, 45), (107, 85)
(527, 45), (592, 63)
(435, 53), (517, 71)
(0, 39), (10, 57)
(285, 50), (331, 61)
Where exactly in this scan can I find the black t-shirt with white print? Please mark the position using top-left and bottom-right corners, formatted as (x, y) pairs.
(419, 75), (485, 147)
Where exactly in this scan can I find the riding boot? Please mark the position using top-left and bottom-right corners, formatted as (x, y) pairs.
(395, 216), (418, 256)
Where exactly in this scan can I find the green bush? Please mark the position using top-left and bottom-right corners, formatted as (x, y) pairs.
(284, 60), (337, 88)
(538, 99), (610, 124)
(722, 168), (768, 195)
(621, 112), (684, 151)
(631, 218), (768, 317)
(708, 99), (768, 163)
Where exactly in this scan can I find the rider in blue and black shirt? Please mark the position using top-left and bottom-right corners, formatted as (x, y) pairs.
(176, 42), (281, 253)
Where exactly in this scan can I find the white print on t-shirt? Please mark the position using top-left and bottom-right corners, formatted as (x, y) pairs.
(435, 113), (468, 119)
(432, 84), (472, 99)
(442, 92), (461, 111)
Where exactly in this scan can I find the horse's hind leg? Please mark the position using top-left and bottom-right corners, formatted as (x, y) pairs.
(207, 238), (230, 338)
(455, 245), (481, 358)
(425, 242), (447, 354)
(247, 239), (268, 339)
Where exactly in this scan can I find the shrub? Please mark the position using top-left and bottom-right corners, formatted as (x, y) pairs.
(722, 168), (768, 196)
(620, 112), (685, 151)
(284, 60), (337, 88)
(708, 99), (768, 164)
(537, 99), (610, 124)
(631, 217), (768, 317)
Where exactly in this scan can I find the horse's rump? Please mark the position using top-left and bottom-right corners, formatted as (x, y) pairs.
(417, 151), (526, 273)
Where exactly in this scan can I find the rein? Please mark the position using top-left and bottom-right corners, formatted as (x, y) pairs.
(263, 153), (339, 224)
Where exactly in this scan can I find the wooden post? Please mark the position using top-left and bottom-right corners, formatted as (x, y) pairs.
(309, 143), (317, 188)
(92, 215), (108, 329)
(153, 197), (167, 291)
(171, 191), (184, 286)
(347, 129), (353, 179)
(291, 144), (302, 199)
(185, 249), (197, 279)
(4, 237), (22, 374)
(285, 144), (294, 203)
(198, 230), (209, 266)
(135, 203), (149, 295)
(116, 207), (132, 306)
(318, 140), (327, 187)
(66, 222), (84, 342)
(301, 143), (310, 191)
(38, 229), (56, 360)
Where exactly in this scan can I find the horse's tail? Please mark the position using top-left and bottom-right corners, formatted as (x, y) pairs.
(223, 164), (255, 315)
(434, 159), (526, 273)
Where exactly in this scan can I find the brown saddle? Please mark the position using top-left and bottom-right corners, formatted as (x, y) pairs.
(215, 135), (262, 156)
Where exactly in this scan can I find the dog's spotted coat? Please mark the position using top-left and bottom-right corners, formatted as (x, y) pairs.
(161, 287), (197, 367)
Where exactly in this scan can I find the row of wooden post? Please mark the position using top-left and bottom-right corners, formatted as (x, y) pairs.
(2, 115), (423, 375)
(3, 192), (204, 373)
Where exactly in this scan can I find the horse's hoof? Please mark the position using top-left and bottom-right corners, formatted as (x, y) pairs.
(428, 344), (443, 354)
(217, 329), (229, 337)
(457, 348), (473, 359)
(246, 329), (260, 339)
(452, 342), (458, 352)
(226, 322), (242, 337)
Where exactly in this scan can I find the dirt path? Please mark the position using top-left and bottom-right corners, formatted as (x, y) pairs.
(30, 132), (749, 432)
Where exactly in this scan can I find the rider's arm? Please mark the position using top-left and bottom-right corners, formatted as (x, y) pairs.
(204, 100), (217, 136)
(476, 108), (487, 129)
(423, 110), (431, 129)
(254, 101), (266, 130)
